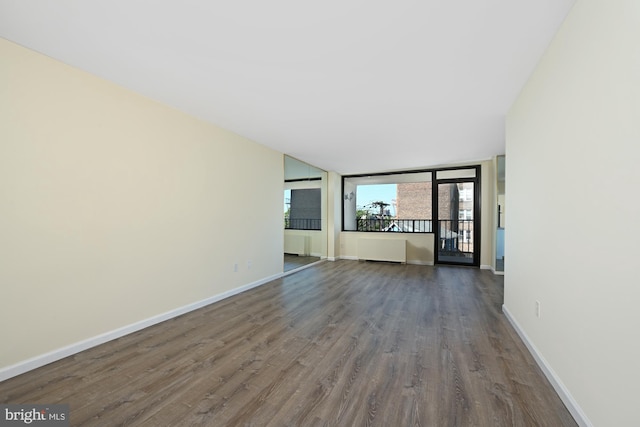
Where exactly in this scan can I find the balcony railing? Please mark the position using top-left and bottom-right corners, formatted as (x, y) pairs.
(284, 218), (321, 230)
(438, 219), (474, 255)
(356, 218), (432, 233)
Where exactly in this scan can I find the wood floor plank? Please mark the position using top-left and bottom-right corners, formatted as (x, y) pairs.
(0, 260), (577, 426)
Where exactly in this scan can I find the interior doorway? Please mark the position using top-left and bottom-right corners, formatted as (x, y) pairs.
(496, 155), (505, 272)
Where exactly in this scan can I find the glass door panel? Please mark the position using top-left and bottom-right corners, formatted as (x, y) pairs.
(436, 182), (476, 265)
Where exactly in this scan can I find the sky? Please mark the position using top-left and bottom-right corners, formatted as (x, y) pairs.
(356, 184), (397, 216)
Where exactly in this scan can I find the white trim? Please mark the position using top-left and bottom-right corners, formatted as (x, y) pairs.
(502, 305), (592, 427)
(407, 260), (434, 266)
(326, 256), (338, 261)
(0, 273), (282, 382)
(482, 264), (504, 275)
(487, 265), (505, 276)
(282, 259), (325, 276)
(338, 255), (435, 267)
(338, 256), (434, 266)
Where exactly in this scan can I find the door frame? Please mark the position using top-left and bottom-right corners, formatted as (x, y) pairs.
(433, 165), (481, 266)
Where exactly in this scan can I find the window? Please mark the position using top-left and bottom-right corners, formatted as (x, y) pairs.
(343, 172), (432, 232)
(458, 209), (473, 220)
(459, 187), (473, 201)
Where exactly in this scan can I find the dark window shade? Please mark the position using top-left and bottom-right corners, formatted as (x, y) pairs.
(288, 188), (321, 230)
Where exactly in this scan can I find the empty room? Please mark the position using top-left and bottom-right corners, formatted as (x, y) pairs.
(1, 1), (638, 426)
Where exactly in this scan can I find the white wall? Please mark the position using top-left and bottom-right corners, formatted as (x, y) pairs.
(505, 1), (640, 425)
(0, 39), (284, 374)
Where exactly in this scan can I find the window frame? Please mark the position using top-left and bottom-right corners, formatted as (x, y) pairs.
(342, 171), (432, 233)
(342, 165), (480, 235)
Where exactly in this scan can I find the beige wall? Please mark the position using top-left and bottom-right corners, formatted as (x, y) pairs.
(0, 39), (284, 371)
(327, 171), (342, 261)
(505, 1), (639, 425)
(283, 230), (324, 257)
(340, 232), (435, 265)
(479, 159), (495, 270)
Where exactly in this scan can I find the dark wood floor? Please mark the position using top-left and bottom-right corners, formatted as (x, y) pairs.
(0, 261), (576, 426)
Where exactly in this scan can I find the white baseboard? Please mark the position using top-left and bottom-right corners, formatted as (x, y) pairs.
(502, 305), (592, 427)
(407, 260), (435, 266)
(337, 256), (434, 266)
(282, 259), (324, 276)
(481, 264), (505, 275)
(0, 273), (282, 382)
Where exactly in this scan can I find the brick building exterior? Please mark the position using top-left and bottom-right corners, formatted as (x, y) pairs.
(396, 182), (432, 220)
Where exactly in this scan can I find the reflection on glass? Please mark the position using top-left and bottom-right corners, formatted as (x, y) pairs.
(283, 155), (327, 272)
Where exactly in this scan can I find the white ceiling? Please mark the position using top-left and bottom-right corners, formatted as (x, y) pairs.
(0, 0), (575, 175)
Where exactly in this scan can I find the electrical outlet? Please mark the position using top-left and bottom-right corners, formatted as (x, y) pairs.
(233, 263), (238, 273)
(535, 301), (541, 318)
(247, 260), (252, 270)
